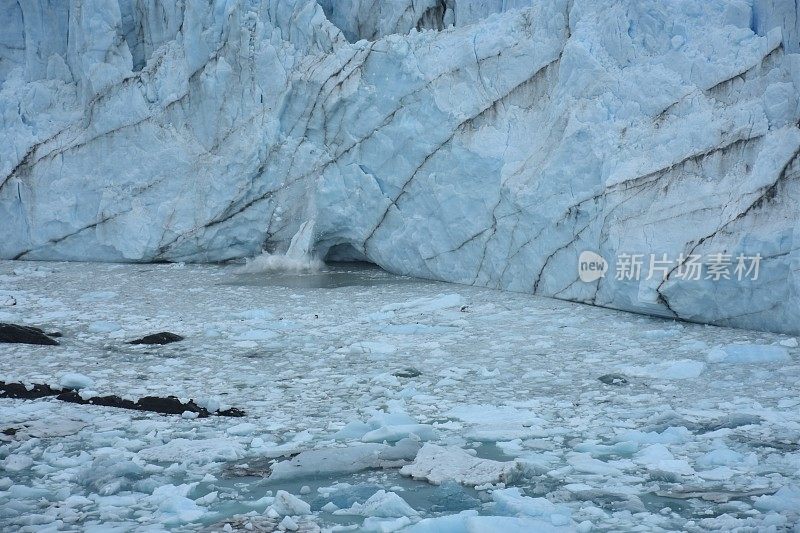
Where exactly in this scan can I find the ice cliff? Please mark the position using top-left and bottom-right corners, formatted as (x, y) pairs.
(1, 0), (799, 334)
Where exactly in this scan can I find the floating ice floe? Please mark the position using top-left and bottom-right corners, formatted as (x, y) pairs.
(492, 488), (575, 527)
(695, 446), (751, 468)
(446, 404), (545, 441)
(633, 444), (695, 477)
(573, 441), (639, 458)
(400, 444), (525, 486)
(269, 439), (421, 480)
(334, 489), (418, 518)
(2, 454), (33, 472)
(622, 425), (692, 444)
(269, 490), (311, 516)
(59, 372), (94, 390)
(342, 340), (398, 356)
(0, 416), (87, 440)
(231, 308), (275, 321)
(707, 344), (791, 364)
(624, 359), (706, 379)
(567, 453), (625, 476)
(137, 438), (246, 464)
(334, 411), (437, 443)
(380, 294), (464, 315)
(362, 515), (414, 532)
(697, 466), (736, 481)
(149, 483), (207, 525)
(753, 485), (800, 512)
(226, 422), (258, 436)
(405, 509), (584, 533)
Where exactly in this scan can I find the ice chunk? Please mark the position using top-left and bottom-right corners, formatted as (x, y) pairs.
(278, 516), (300, 531)
(707, 344), (791, 364)
(231, 309), (274, 320)
(573, 441), (639, 457)
(403, 511), (480, 532)
(618, 426), (691, 445)
(361, 424), (437, 443)
(405, 511), (574, 532)
(269, 440), (420, 480)
(626, 359), (705, 379)
(345, 341), (397, 355)
(138, 438), (245, 464)
(362, 516), (413, 532)
(380, 294), (464, 314)
(696, 447), (744, 467)
(567, 453), (623, 476)
(79, 456), (144, 496)
(400, 444), (524, 486)
(279, 515), (299, 530)
(334, 420), (375, 440)
(464, 516), (576, 532)
(753, 485), (800, 512)
(2, 454), (33, 472)
(59, 372), (94, 390)
(226, 422), (258, 436)
(447, 404), (544, 441)
(335, 490), (418, 518)
(697, 466), (735, 480)
(334, 411), (436, 443)
(492, 488), (572, 524)
(321, 502), (339, 513)
(634, 444), (695, 476)
(270, 490), (311, 516)
(150, 484), (206, 524)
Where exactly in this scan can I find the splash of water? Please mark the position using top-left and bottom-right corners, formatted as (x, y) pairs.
(238, 220), (323, 273)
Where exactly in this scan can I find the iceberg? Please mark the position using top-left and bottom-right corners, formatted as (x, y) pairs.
(399, 443), (525, 486)
(1, 0), (799, 334)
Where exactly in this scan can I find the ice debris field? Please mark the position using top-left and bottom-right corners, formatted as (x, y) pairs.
(1, 260), (799, 532)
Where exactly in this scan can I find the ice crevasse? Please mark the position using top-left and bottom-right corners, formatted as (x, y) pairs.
(1, 0), (799, 334)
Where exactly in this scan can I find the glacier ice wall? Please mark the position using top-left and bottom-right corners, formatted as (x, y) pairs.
(1, 0), (799, 335)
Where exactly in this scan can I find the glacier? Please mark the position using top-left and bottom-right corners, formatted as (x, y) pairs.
(1, 0), (799, 334)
